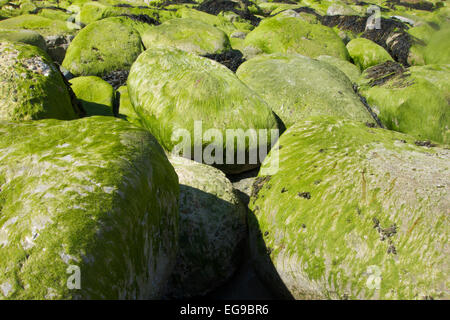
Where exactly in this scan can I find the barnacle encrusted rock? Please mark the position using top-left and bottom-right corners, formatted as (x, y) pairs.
(127, 47), (281, 174)
(62, 17), (144, 77)
(69, 76), (115, 117)
(243, 15), (349, 60)
(249, 116), (449, 300)
(0, 116), (179, 299)
(236, 53), (377, 128)
(142, 18), (231, 56)
(165, 156), (247, 298)
(357, 61), (449, 144)
(0, 40), (80, 121)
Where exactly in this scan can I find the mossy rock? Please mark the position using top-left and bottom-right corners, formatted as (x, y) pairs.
(62, 17), (143, 77)
(325, 3), (359, 16)
(347, 38), (394, 71)
(236, 53), (376, 128)
(36, 8), (72, 21)
(127, 47), (281, 174)
(0, 14), (79, 37)
(79, 1), (163, 26)
(142, 18), (231, 55)
(0, 28), (46, 51)
(0, 116), (179, 299)
(116, 85), (142, 127)
(0, 40), (81, 121)
(165, 156), (247, 298)
(69, 76), (115, 117)
(243, 16), (348, 60)
(249, 116), (449, 300)
(316, 55), (361, 83)
(358, 61), (449, 144)
(408, 64), (450, 102)
(176, 7), (237, 35)
(423, 26), (450, 64)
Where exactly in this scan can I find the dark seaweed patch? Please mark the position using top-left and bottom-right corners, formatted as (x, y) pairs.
(196, 0), (261, 26)
(29, 6), (68, 14)
(414, 140), (437, 148)
(321, 15), (412, 66)
(251, 176), (272, 201)
(102, 70), (129, 90)
(363, 61), (411, 88)
(373, 217), (397, 255)
(387, 0), (437, 12)
(321, 15), (367, 34)
(297, 192), (311, 199)
(157, 0), (196, 7)
(119, 14), (160, 25)
(203, 49), (245, 72)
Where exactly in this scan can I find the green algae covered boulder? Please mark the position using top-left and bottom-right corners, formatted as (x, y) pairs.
(236, 53), (377, 128)
(424, 26), (450, 65)
(62, 17), (143, 77)
(243, 16), (348, 60)
(0, 14), (79, 37)
(0, 116), (180, 299)
(316, 55), (361, 83)
(408, 64), (450, 102)
(165, 156), (247, 298)
(0, 29), (46, 51)
(116, 85), (142, 127)
(347, 38), (393, 71)
(69, 76), (115, 117)
(142, 18), (231, 56)
(127, 47), (281, 174)
(0, 40), (82, 121)
(358, 61), (449, 144)
(177, 7), (237, 36)
(249, 116), (450, 300)
(79, 1), (165, 26)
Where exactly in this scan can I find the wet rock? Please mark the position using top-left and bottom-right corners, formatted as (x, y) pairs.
(0, 40), (81, 121)
(249, 116), (449, 299)
(236, 53), (377, 128)
(164, 156), (247, 298)
(0, 117), (179, 299)
(127, 47), (281, 174)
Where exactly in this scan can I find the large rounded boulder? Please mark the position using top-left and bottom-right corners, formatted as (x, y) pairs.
(0, 40), (82, 121)
(165, 156), (247, 298)
(62, 17), (143, 77)
(236, 53), (377, 128)
(424, 25), (450, 65)
(0, 117), (179, 299)
(142, 18), (231, 56)
(0, 29), (47, 51)
(249, 116), (449, 300)
(357, 61), (449, 144)
(346, 38), (393, 71)
(243, 16), (348, 60)
(127, 47), (281, 174)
